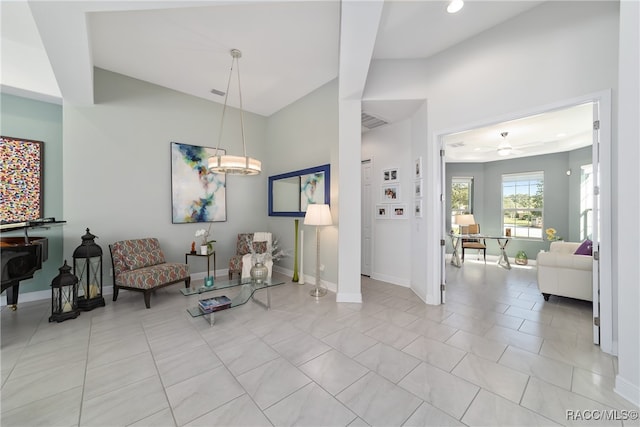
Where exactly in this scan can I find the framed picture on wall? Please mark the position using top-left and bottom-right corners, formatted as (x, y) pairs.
(414, 200), (423, 218)
(391, 204), (408, 219)
(375, 204), (390, 219)
(300, 170), (326, 212)
(381, 183), (400, 202)
(414, 179), (423, 198)
(382, 168), (399, 182)
(414, 157), (423, 179)
(0, 136), (44, 224)
(171, 142), (226, 223)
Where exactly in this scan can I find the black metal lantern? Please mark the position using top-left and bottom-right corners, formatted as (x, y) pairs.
(73, 228), (105, 311)
(49, 260), (80, 322)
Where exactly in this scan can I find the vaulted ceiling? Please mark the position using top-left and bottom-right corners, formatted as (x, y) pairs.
(2, 1), (592, 162)
(3, 1), (541, 116)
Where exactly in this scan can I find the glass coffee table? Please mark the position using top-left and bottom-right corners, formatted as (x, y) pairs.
(184, 278), (285, 325)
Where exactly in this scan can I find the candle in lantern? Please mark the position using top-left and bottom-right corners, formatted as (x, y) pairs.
(63, 302), (72, 312)
(90, 284), (99, 298)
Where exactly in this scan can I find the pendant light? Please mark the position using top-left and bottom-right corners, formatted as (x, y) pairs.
(208, 49), (261, 175)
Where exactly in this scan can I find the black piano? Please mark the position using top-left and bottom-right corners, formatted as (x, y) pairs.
(1, 218), (64, 309)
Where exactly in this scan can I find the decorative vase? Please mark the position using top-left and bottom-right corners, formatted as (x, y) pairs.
(204, 276), (214, 288)
(292, 219), (299, 282)
(250, 262), (268, 283)
(515, 250), (528, 265)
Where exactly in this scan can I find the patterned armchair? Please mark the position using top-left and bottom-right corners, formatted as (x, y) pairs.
(228, 233), (254, 279)
(109, 238), (190, 308)
(228, 233), (271, 279)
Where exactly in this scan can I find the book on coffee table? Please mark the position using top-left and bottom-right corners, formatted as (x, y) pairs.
(198, 295), (232, 314)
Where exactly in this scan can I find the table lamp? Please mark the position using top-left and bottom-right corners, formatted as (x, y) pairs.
(455, 214), (475, 232)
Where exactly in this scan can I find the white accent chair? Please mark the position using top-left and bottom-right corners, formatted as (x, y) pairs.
(536, 241), (593, 302)
(241, 232), (273, 280)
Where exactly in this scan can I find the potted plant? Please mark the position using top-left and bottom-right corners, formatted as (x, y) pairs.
(515, 250), (528, 265)
(195, 224), (212, 255)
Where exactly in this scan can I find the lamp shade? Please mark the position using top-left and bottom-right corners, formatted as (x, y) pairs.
(304, 204), (332, 226)
(455, 214), (476, 226)
(208, 154), (261, 175)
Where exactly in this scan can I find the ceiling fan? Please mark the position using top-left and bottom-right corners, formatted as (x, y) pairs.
(497, 131), (515, 156)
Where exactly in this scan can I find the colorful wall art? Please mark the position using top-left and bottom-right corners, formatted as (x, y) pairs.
(300, 171), (326, 212)
(0, 136), (44, 223)
(171, 142), (226, 223)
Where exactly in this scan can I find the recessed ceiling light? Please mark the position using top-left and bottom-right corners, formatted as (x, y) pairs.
(447, 0), (464, 14)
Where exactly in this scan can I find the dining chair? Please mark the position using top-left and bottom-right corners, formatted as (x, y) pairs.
(461, 224), (486, 263)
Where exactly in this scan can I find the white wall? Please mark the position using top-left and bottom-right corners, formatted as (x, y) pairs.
(266, 80), (339, 289)
(63, 68), (269, 280)
(364, 1), (620, 305)
(615, 0), (640, 407)
(410, 102), (432, 302)
(362, 119), (413, 286)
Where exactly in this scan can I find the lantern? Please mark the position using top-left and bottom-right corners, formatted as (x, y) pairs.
(73, 228), (105, 311)
(49, 260), (80, 322)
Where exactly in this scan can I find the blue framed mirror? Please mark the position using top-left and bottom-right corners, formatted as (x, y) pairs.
(268, 164), (330, 217)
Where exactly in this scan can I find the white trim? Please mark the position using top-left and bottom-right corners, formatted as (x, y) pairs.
(190, 269), (226, 282)
(371, 272), (410, 287)
(273, 265), (340, 295)
(336, 292), (363, 303)
(615, 375), (640, 407)
(1, 286), (114, 307)
(433, 90), (613, 354)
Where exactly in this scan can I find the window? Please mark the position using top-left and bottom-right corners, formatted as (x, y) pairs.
(451, 177), (473, 224)
(502, 172), (543, 239)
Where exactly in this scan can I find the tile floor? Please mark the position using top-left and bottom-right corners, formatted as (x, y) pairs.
(1, 261), (638, 426)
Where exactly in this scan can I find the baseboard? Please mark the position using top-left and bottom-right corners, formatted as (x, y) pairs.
(272, 266), (338, 293)
(448, 253), (538, 267)
(371, 272), (410, 287)
(336, 292), (362, 303)
(191, 268), (227, 281)
(1, 286), (115, 307)
(615, 375), (640, 407)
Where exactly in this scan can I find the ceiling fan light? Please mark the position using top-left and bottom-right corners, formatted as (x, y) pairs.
(497, 131), (512, 156)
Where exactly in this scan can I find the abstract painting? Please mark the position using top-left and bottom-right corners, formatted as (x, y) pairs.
(171, 142), (226, 223)
(300, 171), (325, 212)
(0, 136), (44, 223)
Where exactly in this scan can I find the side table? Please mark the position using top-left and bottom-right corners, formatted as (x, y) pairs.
(185, 251), (216, 278)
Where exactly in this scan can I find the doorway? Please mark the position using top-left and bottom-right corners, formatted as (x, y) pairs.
(437, 91), (612, 353)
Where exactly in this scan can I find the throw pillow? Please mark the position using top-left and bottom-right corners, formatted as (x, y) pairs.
(574, 239), (593, 256)
(252, 241), (267, 254)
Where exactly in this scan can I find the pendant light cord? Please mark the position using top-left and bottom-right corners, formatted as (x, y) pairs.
(236, 57), (247, 158)
(214, 50), (247, 158)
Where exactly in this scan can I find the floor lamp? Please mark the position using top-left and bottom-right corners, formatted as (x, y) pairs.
(304, 204), (332, 298)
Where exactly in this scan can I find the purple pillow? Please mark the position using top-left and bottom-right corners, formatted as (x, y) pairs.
(574, 239), (593, 256)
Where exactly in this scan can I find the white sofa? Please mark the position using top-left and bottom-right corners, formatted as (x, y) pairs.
(536, 241), (593, 302)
